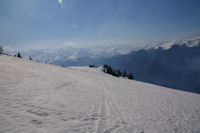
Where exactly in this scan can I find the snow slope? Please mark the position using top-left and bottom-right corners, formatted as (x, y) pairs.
(0, 55), (200, 133)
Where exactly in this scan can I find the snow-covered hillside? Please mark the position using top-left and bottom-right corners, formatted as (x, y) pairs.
(0, 55), (200, 133)
(144, 35), (200, 50)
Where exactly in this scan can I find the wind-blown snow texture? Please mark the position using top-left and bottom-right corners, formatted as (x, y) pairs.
(0, 55), (200, 133)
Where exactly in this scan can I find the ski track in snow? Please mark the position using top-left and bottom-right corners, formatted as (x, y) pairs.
(0, 54), (200, 133)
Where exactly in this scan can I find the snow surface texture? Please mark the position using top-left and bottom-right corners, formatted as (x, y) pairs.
(0, 55), (200, 133)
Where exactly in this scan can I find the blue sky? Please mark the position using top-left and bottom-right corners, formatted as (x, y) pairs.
(0, 0), (200, 49)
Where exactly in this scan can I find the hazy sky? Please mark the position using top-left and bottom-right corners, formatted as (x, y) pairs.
(0, 0), (200, 49)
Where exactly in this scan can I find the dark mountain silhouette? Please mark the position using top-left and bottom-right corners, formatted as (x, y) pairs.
(100, 43), (200, 94)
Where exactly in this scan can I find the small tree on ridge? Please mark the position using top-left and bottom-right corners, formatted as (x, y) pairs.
(17, 52), (22, 58)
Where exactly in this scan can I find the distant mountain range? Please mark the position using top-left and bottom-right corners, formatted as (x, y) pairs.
(144, 35), (200, 50)
(4, 44), (135, 64)
(4, 35), (200, 93)
(99, 36), (200, 93)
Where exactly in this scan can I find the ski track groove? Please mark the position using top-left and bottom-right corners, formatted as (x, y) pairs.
(94, 77), (130, 133)
(103, 80), (132, 132)
(95, 79), (110, 133)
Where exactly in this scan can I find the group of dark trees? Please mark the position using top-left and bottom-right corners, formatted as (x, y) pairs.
(14, 52), (32, 60)
(102, 64), (134, 79)
(14, 52), (22, 58)
(89, 65), (97, 68)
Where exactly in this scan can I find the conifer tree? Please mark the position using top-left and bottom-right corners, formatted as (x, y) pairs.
(0, 46), (3, 54)
(128, 73), (134, 80)
(117, 69), (121, 77)
(17, 52), (22, 58)
(123, 71), (127, 77)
